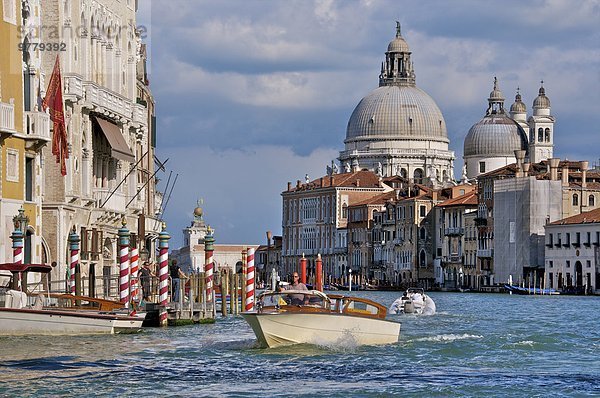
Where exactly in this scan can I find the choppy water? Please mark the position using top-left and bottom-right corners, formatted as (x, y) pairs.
(1, 292), (599, 397)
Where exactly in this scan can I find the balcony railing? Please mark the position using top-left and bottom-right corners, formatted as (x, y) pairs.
(93, 188), (127, 213)
(0, 100), (16, 135)
(442, 254), (462, 263)
(474, 218), (487, 226)
(477, 249), (493, 258)
(133, 103), (148, 130)
(23, 111), (51, 149)
(444, 227), (465, 236)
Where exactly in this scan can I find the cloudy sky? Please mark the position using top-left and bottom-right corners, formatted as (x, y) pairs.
(137, 0), (600, 248)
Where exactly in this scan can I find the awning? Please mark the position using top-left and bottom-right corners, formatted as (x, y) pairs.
(93, 116), (135, 163)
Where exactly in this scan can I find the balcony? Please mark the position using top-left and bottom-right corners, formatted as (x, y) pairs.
(442, 254), (462, 264)
(0, 100), (16, 138)
(63, 73), (84, 100)
(84, 81), (133, 120)
(93, 188), (127, 214)
(444, 227), (465, 236)
(133, 103), (148, 131)
(477, 249), (493, 258)
(23, 111), (51, 150)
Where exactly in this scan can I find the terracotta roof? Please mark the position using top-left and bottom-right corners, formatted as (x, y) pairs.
(549, 207), (600, 225)
(437, 190), (478, 207)
(285, 170), (383, 192)
(350, 191), (397, 207)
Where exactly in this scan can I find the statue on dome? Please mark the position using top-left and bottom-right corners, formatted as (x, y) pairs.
(344, 162), (351, 173)
(376, 162), (383, 177)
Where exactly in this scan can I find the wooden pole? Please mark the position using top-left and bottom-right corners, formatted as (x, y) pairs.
(221, 270), (228, 317)
(229, 269), (235, 315)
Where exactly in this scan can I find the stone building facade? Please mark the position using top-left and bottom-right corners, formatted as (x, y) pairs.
(38, 0), (162, 296)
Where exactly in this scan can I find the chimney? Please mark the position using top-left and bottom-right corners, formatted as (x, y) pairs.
(432, 190), (438, 201)
(356, 179), (360, 187)
(548, 158), (560, 181)
(296, 180), (301, 189)
(320, 177), (324, 187)
(561, 165), (569, 187)
(523, 162), (531, 176)
(329, 175), (333, 186)
(581, 161), (589, 188)
(514, 149), (526, 177)
(287, 181), (292, 191)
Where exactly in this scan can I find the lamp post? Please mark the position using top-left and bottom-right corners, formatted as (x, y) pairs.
(266, 230), (273, 278)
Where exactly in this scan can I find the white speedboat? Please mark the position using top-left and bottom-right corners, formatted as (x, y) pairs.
(242, 290), (401, 348)
(0, 263), (143, 336)
(388, 288), (436, 315)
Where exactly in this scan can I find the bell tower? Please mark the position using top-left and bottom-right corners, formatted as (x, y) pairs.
(528, 81), (555, 163)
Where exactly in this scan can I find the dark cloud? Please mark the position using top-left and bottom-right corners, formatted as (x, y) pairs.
(139, 0), (600, 246)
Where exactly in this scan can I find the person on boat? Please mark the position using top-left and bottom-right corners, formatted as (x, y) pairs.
(169, 259), (187, 303)
(140, 261), (155, 301)
(280, 272), (308, 305)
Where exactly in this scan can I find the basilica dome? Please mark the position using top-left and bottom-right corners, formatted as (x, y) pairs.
(464, 116), (528, 157)
(346, 85), (448, 142)
(464, 78), (528, 158)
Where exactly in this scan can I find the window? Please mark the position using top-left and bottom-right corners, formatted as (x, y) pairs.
(589, 195), (595, 207)
(419, 205), (426, 218)
(549, 260), (553, 268)
(538, 128), (543, 142)
(549, 273), (553, 288)
(25, 157), (33, 201)
(545, 128), (551, 142)
(6, 149), (18, 182)
(573, 194), (578, 206)
(479, 161), (486, 173)
(566, 260), (570, 268)
(586, 260), (591, 268)
(2, 0), (16, 24)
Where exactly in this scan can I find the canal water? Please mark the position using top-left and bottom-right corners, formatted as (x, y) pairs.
(0, 292), (598, 397)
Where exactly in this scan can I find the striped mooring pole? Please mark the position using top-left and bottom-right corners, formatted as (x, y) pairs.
(158, 223), (170, 326)
(118, 219), (130, 306)
(204, 227), (215, 303)
(68, 226), (80, 295)
(130, 247), (139, 302)
(10, 215), (25, 291)
(245, 247), (255, 311)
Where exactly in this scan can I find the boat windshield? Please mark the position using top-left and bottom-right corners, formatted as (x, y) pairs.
(259, 290), (329, 309)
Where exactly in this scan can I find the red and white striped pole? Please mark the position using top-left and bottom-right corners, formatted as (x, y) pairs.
(10, 209), (26, 291)
(118, 219), (130, 306)
(204, 227), (215, 303)
(158, 223), (170, 326)
(130, 247), (139, 302)
(245, 247), (255, 311)
(68, 227), (80, 295)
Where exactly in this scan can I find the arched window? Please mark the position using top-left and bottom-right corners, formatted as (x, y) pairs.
(538, 128), (543, 142)
(419, 250), (426, 267)
(400, 168), (407, 179)
(413, 168), (423, 184)
(589, 195), (595, 207)
(419, 227), (426, 240)
(573, 194), (579, 206)
(545, 128), (551, 142)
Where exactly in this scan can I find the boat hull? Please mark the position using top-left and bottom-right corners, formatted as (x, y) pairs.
(242, 312), (401, 348)
(0, 308), (143, 336)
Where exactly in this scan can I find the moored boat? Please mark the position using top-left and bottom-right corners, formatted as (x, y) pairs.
(0, 263), (143, 336)
(242, 290), (401, 348)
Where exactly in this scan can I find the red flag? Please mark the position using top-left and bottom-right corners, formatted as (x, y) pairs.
(42, 55), (68, 176)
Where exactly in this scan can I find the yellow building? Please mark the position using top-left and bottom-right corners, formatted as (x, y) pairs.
(0, 0), (50, 269)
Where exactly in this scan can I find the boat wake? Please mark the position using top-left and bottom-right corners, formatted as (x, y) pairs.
(412, 333), (483, 343)
(313, 329), (360, 352)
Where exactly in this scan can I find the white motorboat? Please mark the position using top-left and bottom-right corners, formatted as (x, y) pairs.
(242, 290), (401, 348)
(0, 263), (143, 336)
(388, 288), (436, 315)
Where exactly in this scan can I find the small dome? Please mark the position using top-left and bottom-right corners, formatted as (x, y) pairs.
(387, 37), (410, 53)
(488, 77), (504, 102)
(193, 207), (203, 218)
(464, 115), (528, 157)
(533, 85), (550, 108)
(510, 92), (526, 113)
